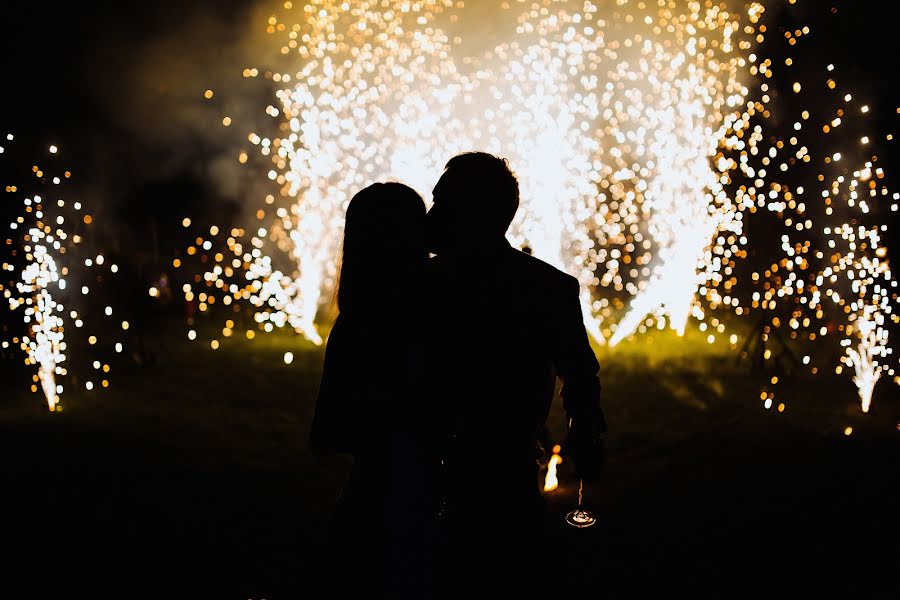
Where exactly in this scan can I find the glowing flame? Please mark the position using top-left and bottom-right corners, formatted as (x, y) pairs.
(543, 445), (562, 492)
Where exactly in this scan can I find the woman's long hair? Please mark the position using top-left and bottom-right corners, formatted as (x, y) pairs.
(336, 182), (427, 315)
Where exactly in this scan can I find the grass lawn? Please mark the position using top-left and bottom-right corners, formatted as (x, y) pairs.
(1, 313), (898, 597)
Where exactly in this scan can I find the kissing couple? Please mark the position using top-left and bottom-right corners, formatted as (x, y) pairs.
(309, 151), (607, 599)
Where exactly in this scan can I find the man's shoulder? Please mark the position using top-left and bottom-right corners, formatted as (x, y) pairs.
(426, 247), (580, 295)
(504, 248), (580, 293)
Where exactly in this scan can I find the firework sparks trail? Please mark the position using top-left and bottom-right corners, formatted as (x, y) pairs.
(609, 82), (742, 345)
(604, 4), (752, 345)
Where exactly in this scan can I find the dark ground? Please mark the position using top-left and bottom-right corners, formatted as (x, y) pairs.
(1, 316), (898, 598)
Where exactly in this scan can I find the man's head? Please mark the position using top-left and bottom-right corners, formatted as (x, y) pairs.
(427, 152), (520, 254)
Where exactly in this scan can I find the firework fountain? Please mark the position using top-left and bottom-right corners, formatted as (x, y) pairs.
(2, 138), (124, 410)
(830, 225), (893, 413)
(12, 237), (65, 409)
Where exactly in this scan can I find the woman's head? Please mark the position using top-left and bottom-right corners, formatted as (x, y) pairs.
(337, 182), (426, 313)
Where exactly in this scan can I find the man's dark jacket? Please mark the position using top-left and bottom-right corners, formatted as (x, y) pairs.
(425, 238), (606, 513)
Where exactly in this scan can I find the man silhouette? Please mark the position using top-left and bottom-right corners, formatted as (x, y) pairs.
(425, 152), (607, 595)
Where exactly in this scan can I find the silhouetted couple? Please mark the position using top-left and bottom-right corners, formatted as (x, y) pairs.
(310, 152), (607, 599)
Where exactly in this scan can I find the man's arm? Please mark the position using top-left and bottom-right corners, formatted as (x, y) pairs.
(553, 276), (607, 479)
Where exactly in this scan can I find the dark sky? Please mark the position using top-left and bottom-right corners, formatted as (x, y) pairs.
(2, 0), (253, 137)
(1, 0), (267, 259)
(1, 1), (897, 261)
(3, 1), (896, 152)
(3, 1), (895, 149)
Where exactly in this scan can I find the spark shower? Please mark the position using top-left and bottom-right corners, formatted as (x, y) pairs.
(212, 0), (760, 344)
(187, 0), (896, 413)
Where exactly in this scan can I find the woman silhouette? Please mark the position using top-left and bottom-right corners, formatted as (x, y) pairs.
(309, 182), (438, 598)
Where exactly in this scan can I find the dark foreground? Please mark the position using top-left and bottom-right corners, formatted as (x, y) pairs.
(1, 321), (898, 597)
